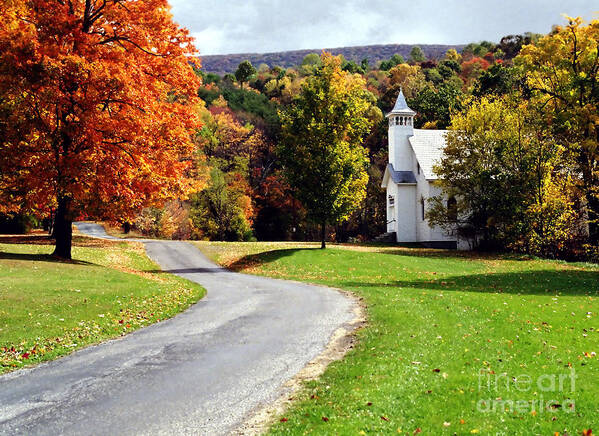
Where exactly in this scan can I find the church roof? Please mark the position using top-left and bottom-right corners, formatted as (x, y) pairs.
(386, 89), (416, 117)
(409, 129), (448, 180)
(381, 164), (417, 187)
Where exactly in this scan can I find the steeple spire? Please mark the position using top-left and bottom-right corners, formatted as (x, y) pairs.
(388, 88), (416, 116)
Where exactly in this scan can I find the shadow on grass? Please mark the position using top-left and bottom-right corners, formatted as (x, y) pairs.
(0, 235), (54, 245)
(0, 251), (94, 265)
(144, 249), (315, 275)
(227, 248), (319, 272)
(340, 269), (599, 296)
(0, 234), (121, 249)
(225, 247), (598, 297)
(146, 267), (227, 274)
(357, 244), (531, 262)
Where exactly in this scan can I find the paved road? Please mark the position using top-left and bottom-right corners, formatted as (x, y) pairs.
(0, 223), (356, 435)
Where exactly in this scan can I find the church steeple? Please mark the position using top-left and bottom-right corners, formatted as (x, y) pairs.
(386, 89), (416, 129)
(390, 89), (416, 116)
(387, 88), (415, 171)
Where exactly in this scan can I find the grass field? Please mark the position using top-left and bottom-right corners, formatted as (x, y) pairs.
(0, 234), (204, 373)
(196, 241), (599, 435)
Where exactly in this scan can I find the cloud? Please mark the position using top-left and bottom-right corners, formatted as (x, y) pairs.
(168, 0), (598, 55)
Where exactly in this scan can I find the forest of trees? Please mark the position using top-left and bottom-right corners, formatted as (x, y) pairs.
(0, 2), (596, 261)
(199, 43), (465, 75)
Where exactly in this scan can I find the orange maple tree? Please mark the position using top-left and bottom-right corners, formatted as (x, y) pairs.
(0, 0), (201, 258)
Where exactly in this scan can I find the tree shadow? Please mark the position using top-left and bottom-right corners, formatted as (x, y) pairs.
(340, 269), (599, 296)
(0, 234), (54, 245)
(356, 244), (518, 262)
(0, 251), (94, 265)
(227, 248), (319, 272)
(146, 267), (228, 274)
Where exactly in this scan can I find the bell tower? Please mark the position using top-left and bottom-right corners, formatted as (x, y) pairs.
(386, 89), (415, 172)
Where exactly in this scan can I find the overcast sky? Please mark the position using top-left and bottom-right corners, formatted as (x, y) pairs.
(168, 1), (598, 56)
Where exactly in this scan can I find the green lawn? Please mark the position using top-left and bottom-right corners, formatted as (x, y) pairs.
(196, 241), (599, 435)
(0, 235), (205, 372)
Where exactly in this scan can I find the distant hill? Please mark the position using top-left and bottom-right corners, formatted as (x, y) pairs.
(200, 43), (466, 74)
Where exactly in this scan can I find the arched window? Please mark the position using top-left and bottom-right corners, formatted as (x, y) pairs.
(421, 197), (425, 221)
(447, 197), (457, 221)
(395, 117), (399, 125)
(408, 117), (412, 126)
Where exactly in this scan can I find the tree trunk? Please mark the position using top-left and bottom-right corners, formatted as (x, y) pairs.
(587, 193), (599, 245)
(52, 197), (73, 260)
(320, 221), (326, 249)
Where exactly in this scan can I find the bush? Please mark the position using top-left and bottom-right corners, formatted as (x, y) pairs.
(0, 214), (38, 234)
(189, 168), (254, 241)
(134, 202), (191, 239)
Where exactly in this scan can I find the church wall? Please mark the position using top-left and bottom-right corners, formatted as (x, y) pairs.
(388, 125), (395, 166)
(386, 182), (398, 233)
(414, 151), (431, 242)
(391, 123), (414, 172)
(427, 182), (457, 242)
(395, 185), (417, 242)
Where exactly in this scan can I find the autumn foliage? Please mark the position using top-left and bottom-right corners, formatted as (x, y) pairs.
(0, 0), (201, 258)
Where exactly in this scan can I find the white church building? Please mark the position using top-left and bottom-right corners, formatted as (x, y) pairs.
(381, 90), (460, 249)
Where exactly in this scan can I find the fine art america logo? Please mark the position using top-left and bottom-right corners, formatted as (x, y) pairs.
(477, 369), (576, 414)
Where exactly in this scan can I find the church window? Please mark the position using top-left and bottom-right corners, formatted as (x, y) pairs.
(417, 162), (420, 175)
(395, 117), (399, 125)
(421, 197), (426, 221)
(447, 197), (457, 221)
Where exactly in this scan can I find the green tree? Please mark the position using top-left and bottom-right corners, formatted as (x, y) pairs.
(380, 54), (404, 71)
(235, 60), (256, 89)
(360, 58), (370, 72)
(279, 53), (378, 248)
(189, 168), (253, 241)
(474, 63), (519, 97)
(300, 53), (322, 75)
(409, 46), (426, 63)
(411, 80), (463, 128)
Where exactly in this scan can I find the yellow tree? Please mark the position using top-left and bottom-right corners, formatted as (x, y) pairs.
(516, 17), (599, 244)
(388, 63), (427, 99)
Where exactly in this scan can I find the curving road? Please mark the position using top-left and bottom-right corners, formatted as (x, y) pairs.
(0, 223), (357, 435)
